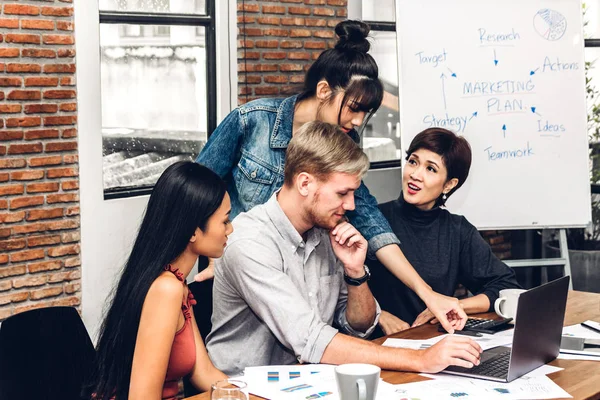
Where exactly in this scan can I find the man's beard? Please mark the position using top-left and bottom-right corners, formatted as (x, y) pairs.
(309, 190), (344, 230)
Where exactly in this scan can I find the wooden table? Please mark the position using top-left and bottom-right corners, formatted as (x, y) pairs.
(186, 290), (600, 400)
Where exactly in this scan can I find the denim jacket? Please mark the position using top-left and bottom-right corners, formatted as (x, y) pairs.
(196, 95), (400, 254)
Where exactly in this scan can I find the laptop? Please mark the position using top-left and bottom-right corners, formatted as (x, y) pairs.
(443, 275), (570, 382)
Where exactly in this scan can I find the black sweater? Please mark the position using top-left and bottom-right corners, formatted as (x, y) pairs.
(367, 193), (521, 334)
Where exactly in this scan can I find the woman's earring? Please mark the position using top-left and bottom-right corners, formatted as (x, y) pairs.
(442, 193), (447, 201)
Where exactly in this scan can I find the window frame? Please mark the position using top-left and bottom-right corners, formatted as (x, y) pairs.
(99, 2), (218, 200)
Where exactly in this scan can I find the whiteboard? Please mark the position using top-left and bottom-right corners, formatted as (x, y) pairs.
(395, 0), (591, 229)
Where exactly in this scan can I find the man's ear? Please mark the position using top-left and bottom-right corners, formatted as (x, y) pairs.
(316, 80), (332, 102)
(296, 172), (314, 197)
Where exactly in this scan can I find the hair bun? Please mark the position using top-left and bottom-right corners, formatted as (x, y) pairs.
(335, 20), (371, 53)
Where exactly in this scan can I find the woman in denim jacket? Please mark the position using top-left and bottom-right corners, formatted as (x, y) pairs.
(196, 20), (467, 334)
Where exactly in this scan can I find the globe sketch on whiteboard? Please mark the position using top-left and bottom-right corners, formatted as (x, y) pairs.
(533, 9), (567, 41)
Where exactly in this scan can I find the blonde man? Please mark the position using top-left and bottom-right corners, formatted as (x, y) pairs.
(206, 121), (481, 375)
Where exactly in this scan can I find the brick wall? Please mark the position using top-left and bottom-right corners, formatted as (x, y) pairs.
(0, 0), (80, 322)
(237, 0), (348, 105)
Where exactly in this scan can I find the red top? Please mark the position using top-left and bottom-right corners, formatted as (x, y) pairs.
(162, 264), (197, 400)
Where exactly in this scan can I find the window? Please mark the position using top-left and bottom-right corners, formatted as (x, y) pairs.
(98, 0), (216, 198)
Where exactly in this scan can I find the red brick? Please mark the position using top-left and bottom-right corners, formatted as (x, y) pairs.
(0, 212), (25, 224)
(3, 4), (40, 16)
(305, 0), (326, 3)
(281, 17), (306, 26)
(45, 141), (77, 152)
(61, 231), (79, 243)
(290, 29), (312, 37)
(49, 270), (79, 283)
(239, 27), (263, 36)
(12, 223), (45, 235)
(281, 0), (303, 2)
(238, 64), (278, 72)
(280, 63), (304, 71)
(265, 75), (289, 84)
(50, 295), (80, 307)
(0, 266), (26, 278)
(289, 6), (311, 15)
(238, 51), (259, 60)
(289, 52), (311, 60)
(40, 6), (73, 17)
(14, 302), (48, 314)
(21, 19), (54, 30)
(43, 89), (75, 99)
(30, 286), (63, 300)
(0, 281), (12, 292)
(0, 19), (19, 29)
(46, 219), (79, 232)
(64, 256), (80, 268)
(43, 115), (76, 126)
(239, 86), (252, 96)
(10, 248), (45, 263)
(257, 17), (281, 25)
(280, 40), (303, 48)
(262, 5), (286, 13)
(60, 77), (75, 86)
(0, 77), (22, 87)
(0, 173), (7, 183)
(336, 8), (347, 17)
(0, 199), (8, 210)
(27, 182), (59, 193)
(66, 206), (79, 217)
(5, 117), (41, 128)
(314, 8), (335, 16)
(47, 193), (78, 203)
(0, 158), (26, 169)
(28, 155), (61, 167)
(42, 34), (74, 45)
(0, 184), (26, 196)
(4, 34), (40, 44)
(25, 77), (59, 87)
(59, 103), (76, 112)
(256, 87), (280, 95)
(11, 170), (44, 181)
(47, 244), (79, 257)
(238, 3), (259, 12)
(13, 274), (48, 288)
(62, 154), (77, 164)
(327, 0), (346, 5)
(238, 16), (256, 24)
(0, 291), (28, 305)
(263, 51), (287, 60)
(24, 104), (58, 114)
(0, 254), (9, 264)
(304, 41), (326, 49)
(10, 195), (44, 209)
(56, 49), (75, 58)
(0, 130), (23, 141)
(64, 281), (80, 294)
(313, 30), (334, 38)
(238, 75), (262, 84)
(27, 259), (62, 273)
(7, 90), (41, 101)
(238, 39), (254, 48)
(0, 48), (19, 58)
(25, 128), (60, 140)
(255, 40), (279, 48)
(27, 207), (64, 221)
(22, 48), (55, 58)
(0, 104), (22, 113)
(61, 180), (78, 191)
(46, 167), (77, 179)
(0, 237), (25, 252)
(42, 63), (74, 73)
(305, 18), (327, 27)
(7, 63), (42, 73)
(264, 28), (289, 37)
(56, 21), (73, 31)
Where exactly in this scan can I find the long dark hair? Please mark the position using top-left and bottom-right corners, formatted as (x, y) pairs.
(88, 161), (227, 400)
(298, 20), (384, 129)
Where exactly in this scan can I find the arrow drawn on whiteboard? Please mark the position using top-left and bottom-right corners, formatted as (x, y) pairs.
(530, 106), (542, 116)
(469, 111), (478, 121)
(530, 68), (539, 75)
(494, 49), (499, 66)
(440, 73), (447, 110)
(502, 124), (507, 138)
(447, 68), (457, 78)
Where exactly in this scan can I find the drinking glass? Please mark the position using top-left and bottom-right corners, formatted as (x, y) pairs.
(210, 379), (248, 400)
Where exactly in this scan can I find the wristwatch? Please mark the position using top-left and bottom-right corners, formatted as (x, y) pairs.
(343, 265), (371, 286)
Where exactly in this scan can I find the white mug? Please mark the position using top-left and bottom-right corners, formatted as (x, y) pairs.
(494, 289), (526, 321)
(335, 363), (380, 400)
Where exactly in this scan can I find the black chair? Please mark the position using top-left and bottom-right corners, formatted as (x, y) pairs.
(0, 306), (96, 400)
(183, 271), (214, 397)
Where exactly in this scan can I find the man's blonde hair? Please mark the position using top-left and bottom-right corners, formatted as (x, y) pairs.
(284, 121), (370, 187)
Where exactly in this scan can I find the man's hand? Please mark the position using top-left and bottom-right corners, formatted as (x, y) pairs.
(418, 335), (482, 373)
(194, 258), (215, 282)
(418, 292), (466, 334)
(329, 222), (368, 277)
(379, 310), (410, 335)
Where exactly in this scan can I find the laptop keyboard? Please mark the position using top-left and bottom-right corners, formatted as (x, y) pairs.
(466, 348), (511, 378)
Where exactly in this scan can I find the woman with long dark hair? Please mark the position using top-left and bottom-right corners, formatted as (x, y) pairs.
(89, 161), (230, 399)
(196, 20), (467, 333)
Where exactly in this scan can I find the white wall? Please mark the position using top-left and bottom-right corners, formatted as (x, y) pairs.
(74, 0), (236, 341)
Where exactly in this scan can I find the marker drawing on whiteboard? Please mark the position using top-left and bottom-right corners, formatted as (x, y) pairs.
(447, 67), (457, 78)
(469, 111), (478, 121)
(494, 49), (498, 66)
(530, 106), (542, 116)
(530, 68), (539, 76)
(502, 124), (507, 138)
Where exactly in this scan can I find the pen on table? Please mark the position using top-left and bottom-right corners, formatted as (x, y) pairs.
(581, 321), (600, 334)
(452, 330), (483, 337)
